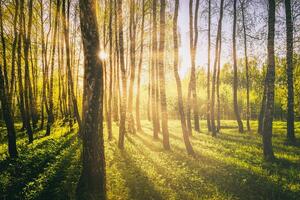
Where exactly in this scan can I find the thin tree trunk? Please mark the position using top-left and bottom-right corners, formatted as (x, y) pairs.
(285, 0), (295, 142)
(39, 0), (46, 130)
(262, 0), (276, 161)
(211, 0), (224, 136)
(127, 0), (137, 134)
(173, 0), (194, 155)
(207, 0), (211, 132)
(147, 15), (152, 123)
(151, 0), (159, 139)
(117, 0), (127, 149)
(45, 0), (60, 136)
(62, 0), (82, 131)
(241, 0), (251, 131)
(107, 0), (113, 140)
(0, 0), (8, 93)
(216, 35), (222, 131)
(233, 0), (244, 133)
(136, 0), (145, 132)
(9, 0), (19, 106)
(19, 0), (33, 142)
(158, 0), (170, 150)
(258, 75), (267, 134)
(188, 0), (200, 133)
(23, 0), (38, 129)
(113, 0), (120, 123)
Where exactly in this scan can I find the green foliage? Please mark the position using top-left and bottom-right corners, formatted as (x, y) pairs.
(1, 121), (300, 199)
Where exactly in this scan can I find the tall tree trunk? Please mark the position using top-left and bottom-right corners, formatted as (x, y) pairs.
(173, 0), (194, 155)
(207, 0), (211, 132)
(262, 0), (276, 161)
(23, 0), (38, 129)
(136, 0), (145, 132)
(0, 66), (18, 158)
(76, 0), (106, 198)
(39, 0), (45, 129)
(192, 0), (200, 132)
(45, 0), (60, 136)
(216, 35), (222, 131)
(127, 0), (137, 134)
(285, 0), (295, 142)
(158, 0), (170, 150)
(19, 0), (33, 142)
(62, 0), (82, 131)
(187, 0), (200, 133)
(117, 0), (127, 149)
(211, 0), (224, 136)
(151, 0), (159, 139)
(107, 0), (113, 140)
(241, 0), (251, 131)
(147, 15), (152, 123)
(58, 23), (63, 118)
(232, 0), (244, 133)
(0, 0), (8, 93)
(113, 0), (120, 123)
(9, 0), (19, 105)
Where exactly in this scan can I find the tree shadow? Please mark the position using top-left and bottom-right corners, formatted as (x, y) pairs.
(111, 145), (165, 200)
(170, 145), (299, 200)
(0, 131), (76, 199)
(34, 141), (80, 200)
(284, 139), (300, 147)
(132, 131), (300, 199)
(130, 134), (164, 153)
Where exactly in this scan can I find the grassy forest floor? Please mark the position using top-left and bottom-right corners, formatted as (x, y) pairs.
(0, 120), (299, 200)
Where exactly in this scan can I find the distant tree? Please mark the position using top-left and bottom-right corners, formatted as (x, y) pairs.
(76, 0), (106, 198)
(113, 0), (120, 124)
(173, 0), (194, 155)
(216, 29), (222, 131)
(118, 0), (127, 149)
(9, 0), (19, 105)
(240, 0), (251, 131)
(45, 0), (60, 136)
(18, 0), (33, 142)
(107, 0), (113, 140)
(23, 0), (38, 129)
(151, 0), (159, 139)
(62, 0), (82, 132)
(211, 0), (224, 136)
(187, 0), (200, 134)
(207, 0), (212, 132)
(232, 0), (244, 133)
(136, 0), (145, 132)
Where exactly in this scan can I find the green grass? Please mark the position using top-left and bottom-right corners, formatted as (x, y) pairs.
(0, 120), (299, 199)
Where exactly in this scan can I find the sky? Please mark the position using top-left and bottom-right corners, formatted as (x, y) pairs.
(176, 0), (268, 78)
(177, 0), (219, 78)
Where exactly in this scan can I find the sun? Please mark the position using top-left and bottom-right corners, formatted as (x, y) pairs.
(99, 51), (108, 60)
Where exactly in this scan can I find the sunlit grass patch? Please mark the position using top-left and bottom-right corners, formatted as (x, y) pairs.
(0, 120), (299, 199)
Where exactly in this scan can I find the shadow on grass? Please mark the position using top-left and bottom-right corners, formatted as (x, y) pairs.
(131, 130), (300, 200)
(130, 134), (164, 152)
(34, 141), (81, 200)
(111, 142), (164, 200)
(0, 130), (76, 199)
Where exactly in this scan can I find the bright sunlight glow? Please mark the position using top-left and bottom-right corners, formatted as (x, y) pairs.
(99, 51), (108, 60)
